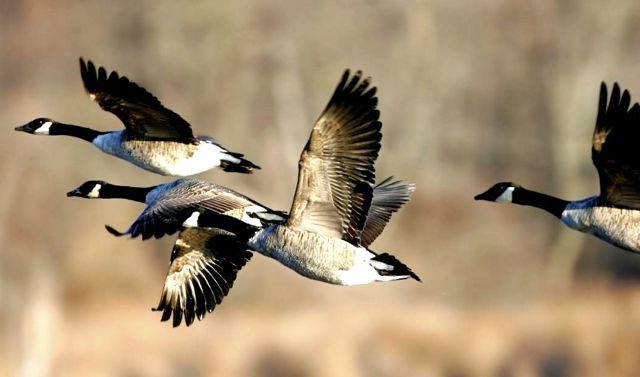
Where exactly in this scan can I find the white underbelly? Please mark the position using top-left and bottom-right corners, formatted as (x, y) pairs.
(562, 200), (640, 252)
(93, 133), (232, 176)
(159, 143), (230, 176)
(248, 225), (380, 285)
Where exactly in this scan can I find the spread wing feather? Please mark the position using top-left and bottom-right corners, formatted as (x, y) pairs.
(153, 228), (252, 327)
(79, 58), (196, 142)
(110, 179), (274, 240)
(360, 177), (415, 248)
(287, 70), (381, 245)
(592, 82), (640, 208)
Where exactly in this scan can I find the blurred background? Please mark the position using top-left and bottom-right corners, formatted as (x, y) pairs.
(2, 0), (640, 376)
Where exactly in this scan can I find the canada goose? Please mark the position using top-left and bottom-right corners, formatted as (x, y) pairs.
(15, 58), (259, 176)
(67, 176), (412, 243)
(191, 70), (420, 285)
(66, 178), (286, 239)
(475, 83), (640, 253)
(67, 175), (414, 325)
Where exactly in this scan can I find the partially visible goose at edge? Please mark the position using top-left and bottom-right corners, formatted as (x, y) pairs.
(193, 70), (420, 285)
(15, 58), (259, 176)
(67, 176), (414, 326)
(475, 83), (640, 253)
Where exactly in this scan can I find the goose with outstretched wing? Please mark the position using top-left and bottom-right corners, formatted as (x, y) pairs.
(476, 83), (640, 253)
(16, 58), (259, 176)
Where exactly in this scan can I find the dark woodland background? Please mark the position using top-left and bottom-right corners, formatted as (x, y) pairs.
(2, 1), (640, 376)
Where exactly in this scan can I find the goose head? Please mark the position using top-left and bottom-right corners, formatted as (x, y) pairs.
(67, 180), (108, 199)
(15, 118), (56, 135)
(474, 182), (520, 203)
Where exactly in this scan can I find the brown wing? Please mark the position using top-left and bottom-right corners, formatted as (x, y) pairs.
(591, 82), (640, 208)
(287, 70), (381, 245)
(79, 58), (196, 142)
(360, 177), (415, 248)
(153, 228), (252, 327)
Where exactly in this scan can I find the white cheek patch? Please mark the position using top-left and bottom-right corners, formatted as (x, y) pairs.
(35, 121), (53, 135)
(183, 212), (201, 228)
(495, 187), (515, 203)
(88, 184), (102, 198)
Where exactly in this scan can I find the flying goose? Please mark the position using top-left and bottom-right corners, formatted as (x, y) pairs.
(15, 58), (259, 176)
(188, 70), (420, 285)
(67, 176), (414, 325)
(66, 178), (287, 239)
(475, 83), (640, 253)
(68, 178), (277, 327)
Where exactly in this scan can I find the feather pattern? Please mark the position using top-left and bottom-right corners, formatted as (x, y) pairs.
(592, 82), (640, 208)
(360, 177), (415, 248)
(112, 179), (282, 240)
(287, 70), (381, 245)
(80, 58), (197, 142)
(154, 228), (252, 327)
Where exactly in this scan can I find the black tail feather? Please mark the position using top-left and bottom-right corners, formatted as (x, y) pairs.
(195, 211), (260, 239)
(220, 155), (261, 174)
(105, 225), (127, 237)
(372, 252), (421, 282)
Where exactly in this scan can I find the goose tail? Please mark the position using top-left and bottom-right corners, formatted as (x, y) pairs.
(220, 152), (261, 174)
(370, 252), (421, 282)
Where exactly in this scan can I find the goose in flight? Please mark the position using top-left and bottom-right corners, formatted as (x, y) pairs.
(475, 83), (640, 253)
(190, 70), (420, 285)
(66, 178), (286, 239)
(15, 58), (259, 176)
(67, 176), (414, 325)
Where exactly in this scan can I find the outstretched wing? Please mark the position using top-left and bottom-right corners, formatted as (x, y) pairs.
(79, 58), (196, 142)
(287, 70), (381, 245)
(592, 82), (640, 208)
(360, 177), (415, 248)
(154, 228), (252, 327)
(107, 179), (275, 240)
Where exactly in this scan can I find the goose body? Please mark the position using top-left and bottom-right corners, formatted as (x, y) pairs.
(476, 83), (640, 253)
(206, 70), (420, 285)
(248, 225), (410, 285)
(92, 131), (239, 176)
(560, 197), (640, 251)
(16, 59), (258, 176)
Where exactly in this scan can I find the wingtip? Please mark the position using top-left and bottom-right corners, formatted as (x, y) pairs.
(105, 224), (127, 237)
(599, 81), (607, 96)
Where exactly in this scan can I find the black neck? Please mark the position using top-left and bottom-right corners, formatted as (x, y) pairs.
(513, 187), (569, 218)
(100, 184), (154, 203)
(50, 123), (105, 142)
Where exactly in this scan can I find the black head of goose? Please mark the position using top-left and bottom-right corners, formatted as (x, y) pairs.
(16, 58), (259, 176)
(195, 70), (420, 285)
(476, 83), (640, 253)
(66, 180), (151, 202)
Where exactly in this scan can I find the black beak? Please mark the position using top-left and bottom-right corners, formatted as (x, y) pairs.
(15, 124), (29, 132)
(66, 189), (82, 197)
(474, 190), (491, 201)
